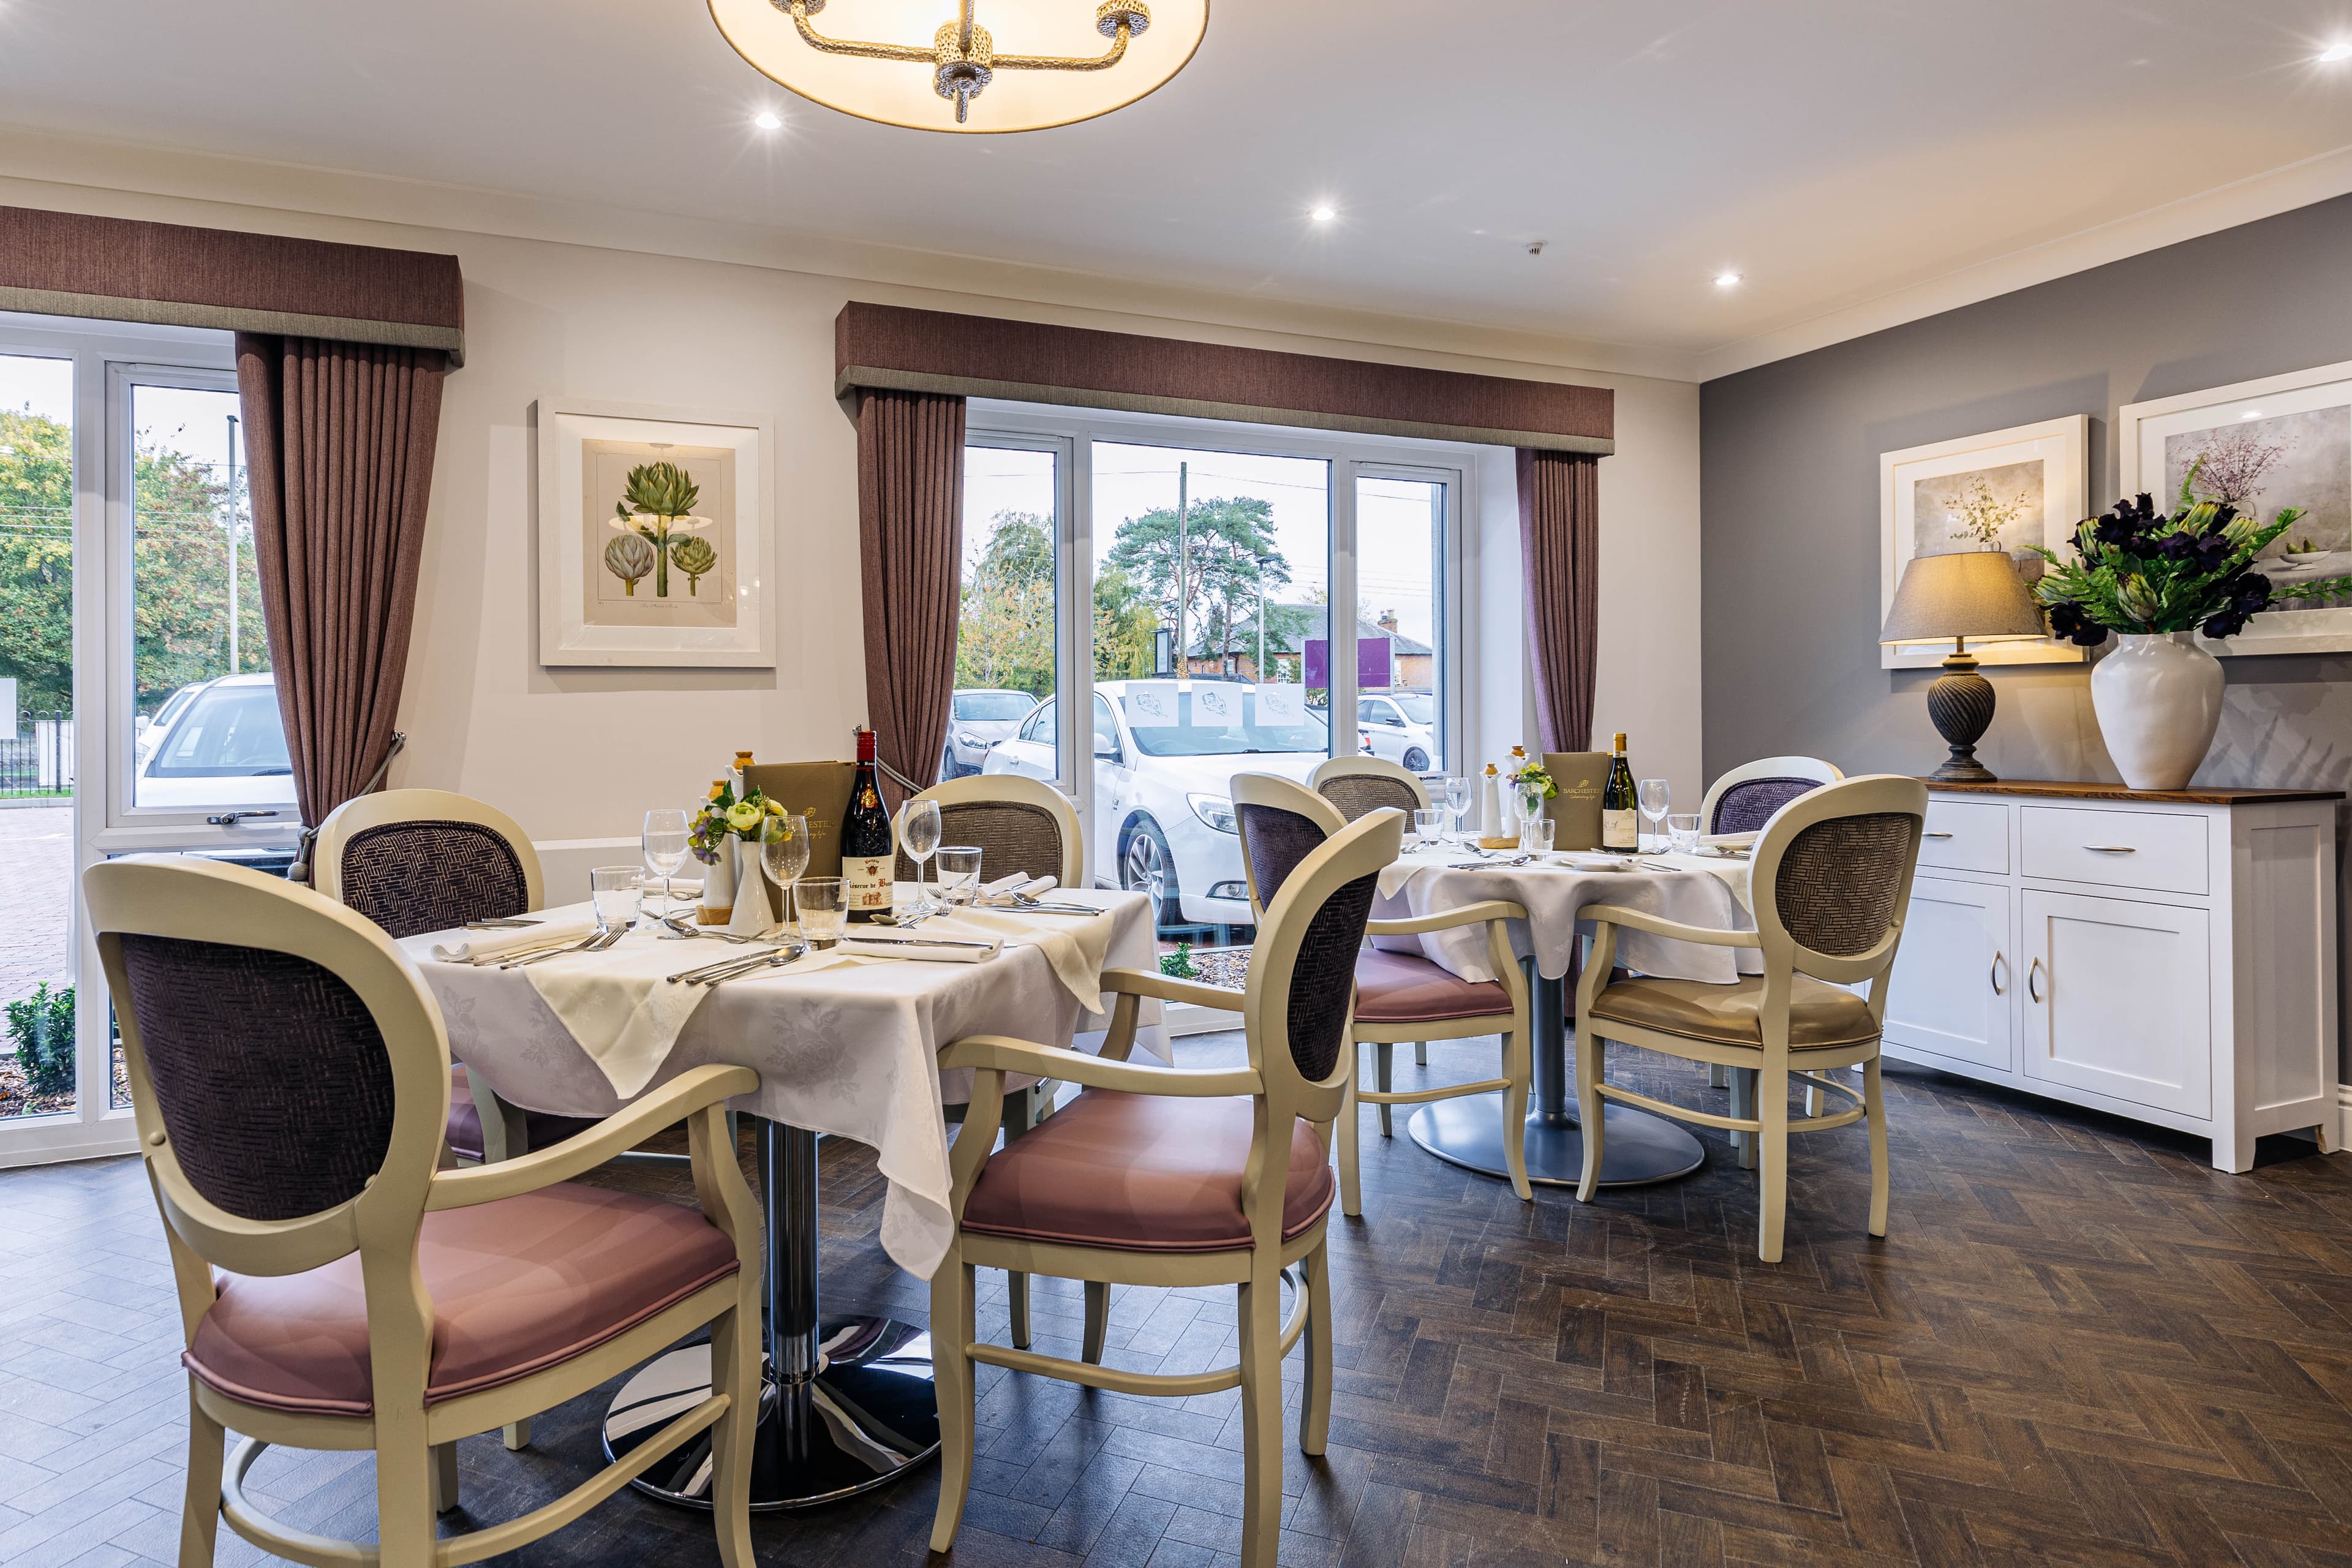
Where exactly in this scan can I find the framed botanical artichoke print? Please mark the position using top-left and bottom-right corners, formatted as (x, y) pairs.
(535, 398), (775, 666)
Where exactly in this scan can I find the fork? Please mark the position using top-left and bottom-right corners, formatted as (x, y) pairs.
(502, 925), (625, 969)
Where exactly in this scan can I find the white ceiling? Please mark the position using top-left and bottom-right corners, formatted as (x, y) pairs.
(6, 0), (2352, 380)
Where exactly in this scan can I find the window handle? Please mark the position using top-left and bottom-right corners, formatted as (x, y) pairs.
(1990, 951), (2007, 995)
(2082, 844), (2136, 853)
(2027, 957), (2045, 1003)
(206, 810), (281, 827)
(1924, 831), (1954, 839)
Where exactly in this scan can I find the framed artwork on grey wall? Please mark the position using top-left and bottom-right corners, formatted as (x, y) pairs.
(534, 398), (776, 667)
(2119, 359), (2352, 657)
(1879, 415), (2088, 671)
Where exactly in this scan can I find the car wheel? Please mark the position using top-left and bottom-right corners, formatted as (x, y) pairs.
(939, 743), (959, 782)
(1402, 747), (1430, 772)
(1120, 816), (1183, 927)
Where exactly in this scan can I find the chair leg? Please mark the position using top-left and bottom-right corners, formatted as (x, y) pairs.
(1709, 1063), (1728, 1089)
(1415, 1041), (1427, 1067)
(1805, 1080), (1826, 1120)
(468, 1068), (536, 1453)
(1337, 1048), (1363, 1218)
(1730, 1066), (1758, 1170)
(1235, 1267), (1286, 1568)
(502, 1417), (532, 1452)
(1757, 1066), (1791, 1264)
(1083, 1281), (1110, 1365)
(1001, 1088), (1035, 1349)
(375, 1441), (438, 1568)
(1574, 1027), (1605, 1203)
(432, 1441), (460, 1514)
(1374, 1042), (1393, 1137)
(1299, 1243), (1332, 1455)
(929, 1250), (979, 1554)
(181, 1385), (224, 1568)
(709, 1292), (760, 1568)
(1499, 1029), (1532, 1203)
(1864, 1055), (1890, 1239)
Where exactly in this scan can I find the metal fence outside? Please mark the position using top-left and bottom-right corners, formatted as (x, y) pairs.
(0, 712), (73, 796)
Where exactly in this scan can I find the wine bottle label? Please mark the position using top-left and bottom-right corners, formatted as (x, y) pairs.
(1601, 809), (1639, 851)
(843, 854), (894, 918)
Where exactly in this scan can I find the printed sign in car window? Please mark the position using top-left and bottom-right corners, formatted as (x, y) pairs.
(1254, 684), (1305, 725)
(1125, 680), (1182, 727)
(1191, 684), (1240, 725)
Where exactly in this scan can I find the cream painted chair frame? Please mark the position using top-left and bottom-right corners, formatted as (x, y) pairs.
(83, 856), (764, 1568)
(929, 810), (1403, 1568)
(1306, 757), (1442, 1071)
(1694, 758), (1842, 1102)
(1570, 775), (1927, 1262)
(1235, 774), (1532, 1211)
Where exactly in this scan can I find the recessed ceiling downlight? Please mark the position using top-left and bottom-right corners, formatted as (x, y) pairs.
(753, 109), (784, 129)
(2320, 42), (2352, 62)
(1311, 205), (1336, 222)
(1713, 271), (1743, 288)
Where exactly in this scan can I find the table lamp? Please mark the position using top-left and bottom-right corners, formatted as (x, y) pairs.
(1879, 551), (2049, 782)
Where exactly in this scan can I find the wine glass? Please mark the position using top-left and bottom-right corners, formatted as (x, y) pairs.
(899, 796), (943, 914)
(1637, 778), (1672, 853)
(643, 808), (692, 939)
(762, 813), (811, 930)
(1444, 776), (1473, 840)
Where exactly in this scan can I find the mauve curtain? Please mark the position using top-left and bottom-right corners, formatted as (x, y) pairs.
(236, 333), (446, 841)
(856, 386), (965, 806)
(1518, 448), (1601, 753)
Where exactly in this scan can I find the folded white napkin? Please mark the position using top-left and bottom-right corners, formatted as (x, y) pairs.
(977, 873), (1056, 907)
(521, 914), (718, 1096)
(428, 913), (597, 963)
(837, 933), (1004, 964)
(916, 903), (1112, 1005)
(1701, 831), (1758, 850)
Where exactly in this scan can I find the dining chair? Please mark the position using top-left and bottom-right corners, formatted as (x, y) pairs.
(1235, 774), (1531, 1212)
(1308, 755), (1436, 1069)
(927, 808), (1401, 1568)
(1570, 775), (1927, 1262)
(314, 787), (595, 1169)
(82, 854), (763, 1568)
(892, 771), (1095, 1354)
(1698, 755), (1845, 835)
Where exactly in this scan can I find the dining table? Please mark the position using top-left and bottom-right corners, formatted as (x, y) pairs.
(401, 884), (1164, 1512)
(1370, 841), (1757, 1188)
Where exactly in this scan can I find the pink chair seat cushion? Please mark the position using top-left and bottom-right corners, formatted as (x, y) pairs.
(183, 1184), (741, 1417)
(1352, 949), (1511, 1025)
(960, 1090), (1335, 1253)
(445, 1066), (599, 1161)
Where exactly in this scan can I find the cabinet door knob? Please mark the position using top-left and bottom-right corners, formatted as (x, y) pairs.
(2082, 844), (2136, 853)
(1990, 951), (2007, 995)
(2027, 957), (2045, 1003)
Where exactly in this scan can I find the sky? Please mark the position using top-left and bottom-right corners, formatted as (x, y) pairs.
(0, 352), (244, 472)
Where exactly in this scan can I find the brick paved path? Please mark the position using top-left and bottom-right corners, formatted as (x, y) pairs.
(0, 803), (73, 1009)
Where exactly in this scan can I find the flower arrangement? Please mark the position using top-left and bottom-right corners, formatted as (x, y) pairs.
(1506, 760), (1556, 800)
(690, 776), (785, 864)
(2029, 458), (2352, 644)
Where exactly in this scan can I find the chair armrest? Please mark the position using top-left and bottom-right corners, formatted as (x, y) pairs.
(941, 1035), (1261, 1098)
(1578, 903), (1760, 948)
(426, 1064), (759, 1210)
(1366, 899), (1526, 937)
(1100, 966), (1246, 1011)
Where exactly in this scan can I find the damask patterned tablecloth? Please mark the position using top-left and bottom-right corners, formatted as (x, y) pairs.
(399, 888), (1167, 1279)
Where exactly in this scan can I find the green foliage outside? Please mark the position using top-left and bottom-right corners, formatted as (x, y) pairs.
(1159, 941), (1197, 980)
(1104, 494), (1308, 670)
(4, 981), (74, 1097)
(0, 407), (257, 714)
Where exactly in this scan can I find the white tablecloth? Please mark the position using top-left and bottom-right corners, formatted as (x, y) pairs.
(401, 888), (1166, 1280)
(1371, 849), (1758, 984)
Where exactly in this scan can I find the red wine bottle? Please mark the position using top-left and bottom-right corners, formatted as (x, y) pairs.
(842, 727), (895, 922)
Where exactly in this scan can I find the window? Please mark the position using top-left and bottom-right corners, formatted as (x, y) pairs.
(1355, 471), (1449, 774)
(949, 438), (1063, 786)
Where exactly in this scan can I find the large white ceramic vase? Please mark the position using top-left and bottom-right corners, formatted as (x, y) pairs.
(2090, 631), (2223, 791)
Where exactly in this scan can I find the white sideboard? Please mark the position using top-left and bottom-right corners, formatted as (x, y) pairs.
(1880, 780), (2340, 1172)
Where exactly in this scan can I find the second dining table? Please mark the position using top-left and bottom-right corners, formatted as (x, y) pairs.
(401, 884), (1164, 1512)
(1371, 842), (1757, 1187)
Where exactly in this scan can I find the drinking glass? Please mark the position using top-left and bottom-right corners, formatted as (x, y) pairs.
(643, 808), (692, 938)
(1444, 776), (1474, 839)
(900, 797), (943, 914)
(796, 876), (846, 949)
(589, 866), (643, 933)
(935, 845), (984, 906)
(1518, 816), (1556, 856)
(1412, 809), (1444, 848)
(1667, 813), (1702, 855)
(1637, 778), (1672, 851)
(761, 813), (811, 930)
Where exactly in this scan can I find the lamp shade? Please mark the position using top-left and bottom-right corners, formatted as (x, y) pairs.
(1879, 551), (2049, 646)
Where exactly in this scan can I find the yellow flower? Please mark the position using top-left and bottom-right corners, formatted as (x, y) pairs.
(766, 798), (786, 815)
(725, 801), (763, 832)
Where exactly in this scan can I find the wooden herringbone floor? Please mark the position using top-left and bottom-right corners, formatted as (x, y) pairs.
(6, 1033), (2352, 1567)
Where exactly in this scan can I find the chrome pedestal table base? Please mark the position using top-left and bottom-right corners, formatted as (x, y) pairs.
(603, 1117), (940, 1509)
(1408, 960), (1707, 1188)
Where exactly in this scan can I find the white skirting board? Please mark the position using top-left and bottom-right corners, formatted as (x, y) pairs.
(2337, 1084), (2352, 1152)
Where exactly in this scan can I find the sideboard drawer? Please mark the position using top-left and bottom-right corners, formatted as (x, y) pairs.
(2020, 806), (2207, 895)
(1920, 799), (2008, 874)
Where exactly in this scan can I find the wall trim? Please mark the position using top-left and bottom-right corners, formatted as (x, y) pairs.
(2335, 1083), (2352, 1153)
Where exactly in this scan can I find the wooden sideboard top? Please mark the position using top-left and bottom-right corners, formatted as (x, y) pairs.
(1922, 778), (2345, 806)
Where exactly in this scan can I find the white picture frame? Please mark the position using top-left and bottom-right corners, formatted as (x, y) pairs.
(1880, 415), (2089, 670)
(2119, 359), (2352, 657)
(534, 398), (776, 667)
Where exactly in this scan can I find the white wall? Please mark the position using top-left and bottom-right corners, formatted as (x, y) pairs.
(0, 174), (1703, 896)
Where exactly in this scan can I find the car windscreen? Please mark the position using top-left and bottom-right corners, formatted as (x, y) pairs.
(1391, 693), (1434, 725)
(146, 686), (293, 778)
(953, 692), (1036, 722)
(1118, 691), (1330, 758)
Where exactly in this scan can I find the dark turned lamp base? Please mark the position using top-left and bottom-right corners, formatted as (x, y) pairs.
(1926, 646), (1999, 782)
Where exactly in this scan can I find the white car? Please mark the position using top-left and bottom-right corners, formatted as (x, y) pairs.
(134, 672), (298, 813)
(1355, 690), (1437, 774)
(983, 679), (1329, 930)
(939, 688), (1040, 779)
(134, 681), (203, 764)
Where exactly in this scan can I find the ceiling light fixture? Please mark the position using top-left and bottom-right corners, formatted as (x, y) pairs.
(1713, 271), (1743, 287)
(708, 0), (1209, 134)
(2320, 42), (2352, 61)
(1311, 205), (1336, 222)
(753, 109), (784, 129)
(2241, 409), (2266, 420)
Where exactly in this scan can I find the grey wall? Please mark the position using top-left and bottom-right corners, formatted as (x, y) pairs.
(1701, 192), (2352, 1074)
